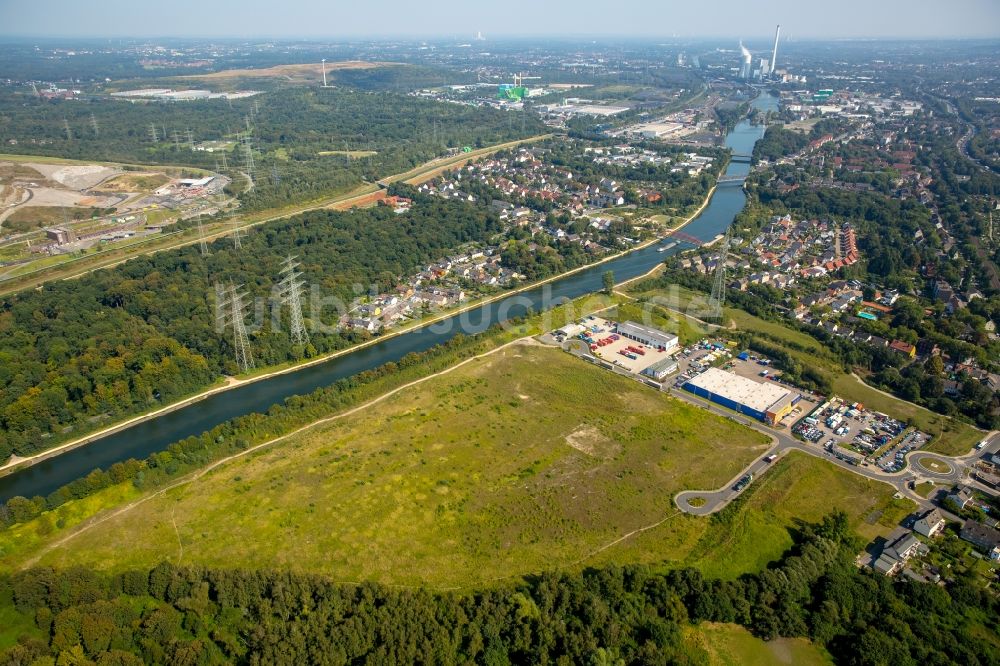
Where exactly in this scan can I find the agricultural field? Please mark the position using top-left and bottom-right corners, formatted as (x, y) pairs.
(8, 343), (773, 586)
(688, 623), (833, 666)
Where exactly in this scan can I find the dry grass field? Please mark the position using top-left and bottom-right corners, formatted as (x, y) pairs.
(183, 61), (399, 82)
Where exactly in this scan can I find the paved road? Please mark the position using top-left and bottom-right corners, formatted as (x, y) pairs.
(670, 387), (1000, 516)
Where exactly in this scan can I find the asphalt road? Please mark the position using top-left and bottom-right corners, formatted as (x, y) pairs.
(670, 387), (1000, 516)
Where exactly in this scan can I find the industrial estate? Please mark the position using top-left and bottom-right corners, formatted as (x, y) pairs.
(0, 4), (998, 665)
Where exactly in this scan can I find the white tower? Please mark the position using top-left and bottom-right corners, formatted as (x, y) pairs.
(771, 25), (781, 77)
(321, 59), (328, 87)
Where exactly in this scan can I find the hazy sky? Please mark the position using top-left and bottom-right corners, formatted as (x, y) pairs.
(1, 0), (998, 39)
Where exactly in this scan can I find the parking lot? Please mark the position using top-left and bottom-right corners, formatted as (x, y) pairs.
(874, 429), (928, 473)
(672, 339), (732, 385)
(792, 396), (926, 470)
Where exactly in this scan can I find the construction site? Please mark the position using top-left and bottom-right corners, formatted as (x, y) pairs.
(0, 159), (230, 280)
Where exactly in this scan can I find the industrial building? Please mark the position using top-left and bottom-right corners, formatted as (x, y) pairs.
(555, 323), (587, 338)
(45, 227), (77, 245)
(641, 357), (678, 381)
(615, 321), (679, 352)
(634, 121), (684, 139)
(682, 367), (798, 424)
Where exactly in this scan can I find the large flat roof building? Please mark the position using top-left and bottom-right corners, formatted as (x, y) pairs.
(616, 321), (679, 352)
(683, 367), (797, 424)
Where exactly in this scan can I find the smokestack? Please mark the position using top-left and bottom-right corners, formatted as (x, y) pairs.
(770, 25), (781, 76)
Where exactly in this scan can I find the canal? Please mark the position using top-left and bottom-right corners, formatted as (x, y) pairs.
(0, 92), (778, 502)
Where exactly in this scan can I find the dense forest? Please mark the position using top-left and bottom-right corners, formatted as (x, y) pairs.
(1, 513), (997, 665)
(751, 119), (846, 164)
(0, 86), (546, 211)
(0, 194), (502, 460)
(751, 125), (810, 163)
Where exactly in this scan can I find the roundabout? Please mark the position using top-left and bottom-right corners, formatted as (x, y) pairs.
(916, 457), (953, 475)
(909, 452), (961, 481)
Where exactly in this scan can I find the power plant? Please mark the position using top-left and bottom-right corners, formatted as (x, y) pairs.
(737, 25), (782, 80)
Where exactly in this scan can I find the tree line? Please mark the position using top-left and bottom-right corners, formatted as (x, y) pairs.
(1, 512), (996, 665)
(0, 193), (502, 461)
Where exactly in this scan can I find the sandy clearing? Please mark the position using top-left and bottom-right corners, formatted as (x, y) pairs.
(184, 60), (399, 80)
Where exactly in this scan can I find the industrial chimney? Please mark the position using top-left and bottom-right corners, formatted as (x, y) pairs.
(770, 25), (781, 77)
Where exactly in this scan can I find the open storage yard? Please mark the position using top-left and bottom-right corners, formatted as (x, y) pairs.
(562, 315), (678, 375)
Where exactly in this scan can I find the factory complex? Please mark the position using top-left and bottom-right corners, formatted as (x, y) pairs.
(682, 367), (798, 425)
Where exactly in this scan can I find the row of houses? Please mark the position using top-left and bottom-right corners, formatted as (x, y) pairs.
(874, 503), (1000, 577)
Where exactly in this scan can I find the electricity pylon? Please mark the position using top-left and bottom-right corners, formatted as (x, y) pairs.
(196, 218), (209, 256)
(231, 218), (245, 250)
(708, 226), (732, 320)
(278, 255), (309, 346)
(216, 283), (255, 373)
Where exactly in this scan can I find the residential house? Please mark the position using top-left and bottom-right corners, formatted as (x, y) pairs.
(888, 340), (916, 359)
(960, 521), (1000, 560)
(873, 533), (922, 575)
(913, 508), (946, 538)
(945, 486), (974, 511)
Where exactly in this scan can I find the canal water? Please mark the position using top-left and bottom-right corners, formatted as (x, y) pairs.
(0, 92), (778, 502)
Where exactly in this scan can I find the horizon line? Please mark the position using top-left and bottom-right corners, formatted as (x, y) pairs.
(1, 33), (999, 42)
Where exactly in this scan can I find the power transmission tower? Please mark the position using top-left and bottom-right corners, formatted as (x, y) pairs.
(63, 119), (72, 141)
(186, 128), (194, 150)
(90, 113), (99, 137)
(240, 129), (256, 185)
(708, 226), (733, 320)
(231, 218), (245, 250)
(216, 283), (255, 373)
(278, 255), (309, 346)
(148, 123), (158, 143)
(196, 218), (209, 256)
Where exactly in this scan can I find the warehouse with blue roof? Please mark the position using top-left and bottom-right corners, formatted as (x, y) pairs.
(682, 367), (798, 424)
